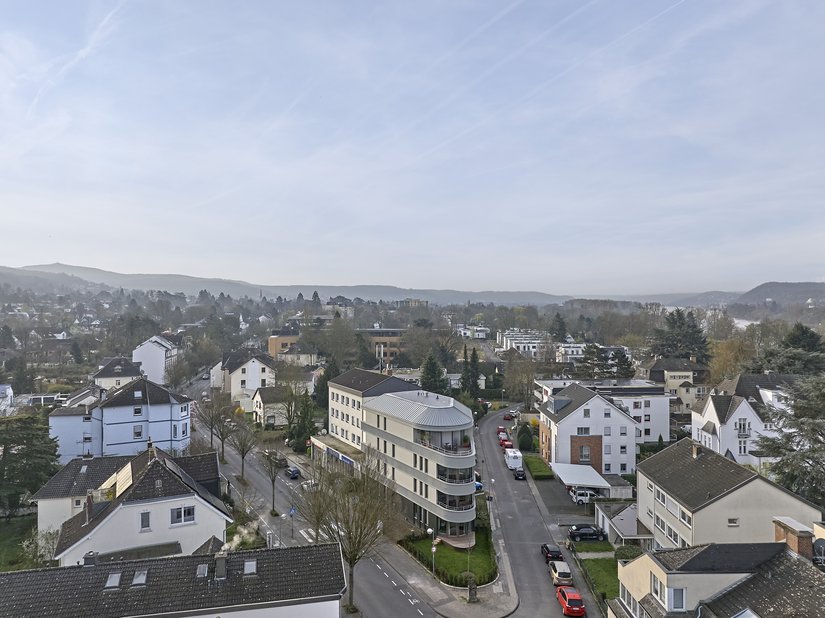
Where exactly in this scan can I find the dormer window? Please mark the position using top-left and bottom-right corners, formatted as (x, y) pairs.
(134, 390), (142, 399)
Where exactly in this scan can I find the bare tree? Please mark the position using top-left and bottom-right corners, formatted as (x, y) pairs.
(259, 448), (284, 515)
(213, 406), (237, 462)
(199, 394), (229, 448)
(320, 447), (397, 611)
(228, 421), (258, 481)
(292, 458), (332, 544)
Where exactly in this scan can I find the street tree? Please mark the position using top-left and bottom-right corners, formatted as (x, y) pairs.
(320, 447), (397, 611)
(259, 448), (284, 515)
(288, 390), (316, 454)
(0, 414), (59, 518)
(468, 347), (481, 400)
(228, 420), (258, 481)
(213, 406), (238, 462)
(503, 357), (536, 410)
(756, 374), (825, 506)
(460, 345), (472, 393)
(292, 459), (332, 544)
(200, 392), (231, 448)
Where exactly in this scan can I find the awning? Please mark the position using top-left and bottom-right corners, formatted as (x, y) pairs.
(550, 462), (611, 489)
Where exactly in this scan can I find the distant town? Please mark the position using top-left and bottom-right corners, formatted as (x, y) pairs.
(0, 274), (823, 618)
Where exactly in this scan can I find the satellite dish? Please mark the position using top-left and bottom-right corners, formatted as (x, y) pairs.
(813, 538), (825, 559)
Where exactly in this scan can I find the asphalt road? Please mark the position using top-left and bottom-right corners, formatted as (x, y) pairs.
(478, 408), (585, 618)
(183, 378), (434, 618)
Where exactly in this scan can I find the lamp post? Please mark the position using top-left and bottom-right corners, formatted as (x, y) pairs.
(427, 527), (436, 575)
(280, 513), (287, 547)
(501, 388), (505, 404)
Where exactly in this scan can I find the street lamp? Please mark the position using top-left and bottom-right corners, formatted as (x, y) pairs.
(427, 527), (436, 575)
(501, 388), (505, 404)
(280, 513), (288, 547)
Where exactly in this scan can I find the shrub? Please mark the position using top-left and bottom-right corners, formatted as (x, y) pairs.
(615, 545), (644, 561)
(523, 455), (554, 480)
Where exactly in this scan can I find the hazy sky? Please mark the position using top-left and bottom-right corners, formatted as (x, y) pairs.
(2, 1), (824, 295)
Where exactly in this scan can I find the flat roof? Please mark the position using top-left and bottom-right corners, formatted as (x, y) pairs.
(549, 463), (611, 489)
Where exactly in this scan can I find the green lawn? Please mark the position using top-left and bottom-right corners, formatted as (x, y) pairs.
(0, 515), (36, 572)
(522, 455), (554, 480)
(405, 527), (497, 585)
(573, 540), (614, 553)
(581, 557), (619, 600)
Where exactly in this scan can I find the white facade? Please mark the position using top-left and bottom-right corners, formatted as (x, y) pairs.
(496, 328), (551, 359)
(57, 494), (230, 566)
(0, 384), (13, 413)
(228, 357), (278, 407)
(132, 336), (180, 384)
(50, 382), (192, 463)
(37, 496), (84, 534)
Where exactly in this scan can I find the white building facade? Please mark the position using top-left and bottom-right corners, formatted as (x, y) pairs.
(132, 336), (180, 384)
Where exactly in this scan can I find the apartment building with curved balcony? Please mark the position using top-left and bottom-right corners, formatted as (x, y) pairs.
(322, 369), (477, 546)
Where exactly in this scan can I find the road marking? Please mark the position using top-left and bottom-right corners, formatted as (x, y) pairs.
(384, 572), (389, 578)
(408, 598), (414, 605)
(391, 580), (396, 586)
(418, 610), (424, 616)
(376, 564), (382, 570)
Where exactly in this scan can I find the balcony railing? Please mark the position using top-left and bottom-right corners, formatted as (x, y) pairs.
(436, 473), (474, 484)
(437, 498), (475, 512)
(737, 429), (751, 438)
(416, 440), (473, 456)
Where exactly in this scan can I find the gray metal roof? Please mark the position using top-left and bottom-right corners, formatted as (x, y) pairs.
(365, 391), (473, 428)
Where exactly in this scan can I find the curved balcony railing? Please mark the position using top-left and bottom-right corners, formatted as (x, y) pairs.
(416, 440), (473, 456)
(437, 473), (474, 484)
(437, 499), (475, 512)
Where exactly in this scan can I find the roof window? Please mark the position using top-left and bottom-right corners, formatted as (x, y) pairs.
(244, 559), (257, 575)
(134, 390), (142, 398)
(132, 570), (147, 586)
(105, 572), (121, 588)
(196, 563), (208, 578)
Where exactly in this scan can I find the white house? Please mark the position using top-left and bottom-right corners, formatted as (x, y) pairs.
(535, 378), (670, 446)
(633, 439), (822, 551)
(49, 377), (193, 463)
(0, 383), (13, 413)
(211, 350), (278, 409)
(52, 446), (231, 566)
(251, 386), (289, 427)
(609, 518), (824, 618)
(91, 356), (143, 390)
(692, 372), (797, 467)
(0, 544), (346, 618)
(538, 383), (639, 475)
(132, 335), (181, 384)
(31, 450), (221, 535)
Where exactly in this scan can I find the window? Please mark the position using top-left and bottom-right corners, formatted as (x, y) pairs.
(620, 426), (627, 436)
(651, 573), (665, 605)
(604, 444), (612, 455)
(644, 428), (651, 436)
(244, 559), (257, 575)
(576, 427), (590, 436)
(74, 498), (82, 508)
(655, 514), (665, 532)
(579, 445), (591, 462)
(727, 518), (739, 527)
(261, 379), (266, 387)
(604, 427), (611, 436)
(671, 587), (685, 610)
(115, 379), (121, 386)
(241, 367), (246, 374)
(413, 453), (417, 467)
(655, 488), (666, 504)
(240, 380), (246, 388)
(619, 445), (627, 454)
(261, 366), (266, 373)
(171, 506), (195, 524)
(181, 405), (188, 416)
(644, 400), (651, 408)
(182, 422), (188, 437)
(738, 439), (747, 455)
(413, 478), (417, 492)
(83, 435), (92, 443)
(83, 415), (91, 422)
(583, 408), (590, 418)
(604, 410), (611, 418)
(604, 463), (611, 472)
(133, 426), (143, 440)
(644, 414), (651, 422)
(633, 401), (642, 409)
(133, 407), (142, 416)
(391, 444), (395, 458)
(620, 463), (627, 473)
(140, 512), (150, 530)
(679, 509), (692, 527)
(633, 416), (642, 423)
(134, 390), (142, 399)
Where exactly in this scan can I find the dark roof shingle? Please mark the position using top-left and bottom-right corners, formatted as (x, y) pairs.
(330, 368), (418, 396)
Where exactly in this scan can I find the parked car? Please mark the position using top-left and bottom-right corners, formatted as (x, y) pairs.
(498, 434), (510, 446)
(201, 373), (209, 380)
(549, 560), (574, 586)
(300, 479), (318, 491)
(500, 439), (513, 449)
(540, 543), (563, 563)
(502, 412), (513, 420)
(474, 481), (484, 491)
(496, 426), (506, 434)
(567, 524), (606, 542)
(556, 586), (586, 617)
(513, 467), (526, 480)
(571, 489), (600, 505)
(284, 466), (301, 479)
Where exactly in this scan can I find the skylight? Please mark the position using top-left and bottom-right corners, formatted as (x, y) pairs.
(105, 572), (121, 588)
(196, 563), (208, 578)
(243, 559), (257, 575)
(132, 570), (147, 586)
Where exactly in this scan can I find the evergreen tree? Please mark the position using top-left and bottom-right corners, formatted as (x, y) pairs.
(315, 357), (340, 410)
(70, 340), (84, 365)
(11, 358), (34, 394)
(312, 291), (321, 304)
(420, 354), (448, 394)
(650, 309), (710, 364)
(0, 414), (59, 517)
(468, 347), (481, 399)
(550, 313), (567, 341)
(781, 323), (824, 353)
(611, 348), (635, 378)
(460, 345), (472, 393)
(756, 374), (825, 506)
(517, 423), (533, 451)
(0, 325), (14, 349)
(575, 344), (609, 379)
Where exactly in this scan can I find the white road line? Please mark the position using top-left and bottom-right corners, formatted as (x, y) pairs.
(384, 572), (389, 578)
(418, 610), (424, 616)
(376, 564), (383, 570)
(408, 598), (414, 605)
(391, 580), (396, 586)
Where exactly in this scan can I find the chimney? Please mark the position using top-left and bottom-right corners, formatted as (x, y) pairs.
(85, 491), (94, 525)
(147, 438), (156, 460)
(215, 551), (227, 580)
(773, 517), (814, 559)
(691, 443), (702, 459)
(83, 551), (98, 566)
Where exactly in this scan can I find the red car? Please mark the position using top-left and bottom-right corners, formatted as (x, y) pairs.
(496, 426), (506, 434)
(500, 439), (513, 449)
(503, 412), (513, 420)
(556, 586), (585, 617)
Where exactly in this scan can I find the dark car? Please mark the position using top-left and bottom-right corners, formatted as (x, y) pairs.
(556, 586), (586, 617)
(513, 467), (526, 480)
(540, 543), (563, 563)
(284, 466), (301, 479)
(567, 524), (605, 542)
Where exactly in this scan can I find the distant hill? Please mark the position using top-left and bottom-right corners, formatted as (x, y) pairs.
(0, 265), (105, 295)
(583, 291), (742, 307)
(21, 263), (570, 306)
(734, 282), (825, 306)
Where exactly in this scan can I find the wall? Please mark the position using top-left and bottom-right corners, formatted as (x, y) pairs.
(132, 342), (166, 385)
(58, 495), (228, 566)
(37, 498), (76, 534)
(102, 401), (190, 456)
(186, 599), (340, 618)
(50, 411), (103, 463)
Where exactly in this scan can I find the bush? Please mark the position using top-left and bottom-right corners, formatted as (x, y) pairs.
(615, 545), (644, 561)
(523, 455), (554, 480)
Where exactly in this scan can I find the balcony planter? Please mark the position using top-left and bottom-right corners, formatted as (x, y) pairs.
(461, 435), (470, 447)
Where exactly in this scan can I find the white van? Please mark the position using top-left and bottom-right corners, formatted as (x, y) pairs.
(571, 488), (600, 505)
(504, 448), (523, 470)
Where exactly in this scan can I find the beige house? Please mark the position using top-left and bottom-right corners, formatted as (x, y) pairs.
(251, 386), (289, 427)
(634, 439), (822, 550)
(609, 518), (824, 617)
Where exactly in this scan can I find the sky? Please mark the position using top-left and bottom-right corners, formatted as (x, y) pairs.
(1, 1), (824, 296)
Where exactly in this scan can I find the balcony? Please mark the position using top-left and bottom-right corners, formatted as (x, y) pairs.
(414, 429), (473, 456)
(436, 465), (474, 484)
(737, 429), (751, 438)
(437, 494), (474, 512)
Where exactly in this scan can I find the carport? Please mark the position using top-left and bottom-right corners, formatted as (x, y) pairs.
(550, 463), (611, 491)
